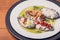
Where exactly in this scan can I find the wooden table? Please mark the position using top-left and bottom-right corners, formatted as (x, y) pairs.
(0, 0), (60, 40)
(0, 0), (19, 40)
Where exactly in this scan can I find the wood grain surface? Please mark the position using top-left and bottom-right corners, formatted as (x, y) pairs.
(0, 0), (19, 40)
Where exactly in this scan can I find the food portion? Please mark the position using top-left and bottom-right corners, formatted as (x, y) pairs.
(17, 6), (59, 33)
(18, 17), (35, 29)
(41, 8), (59, 19)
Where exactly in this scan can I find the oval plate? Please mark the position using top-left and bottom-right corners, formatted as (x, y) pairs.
(6, 0), (60, 40)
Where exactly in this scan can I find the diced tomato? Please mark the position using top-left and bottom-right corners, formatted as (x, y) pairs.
(39, 21), (45, 26)
(40, 22), (44, 26)
(43, 22), (47, 26)
(34, 20), (52, 29)
(38, 20), (51, 29)
(46, 24), (51, 29)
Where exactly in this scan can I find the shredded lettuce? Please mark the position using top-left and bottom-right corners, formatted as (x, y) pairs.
(33, 6), (45, 10)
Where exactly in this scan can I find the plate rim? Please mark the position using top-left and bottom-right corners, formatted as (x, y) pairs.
(6, 0), (60, 40)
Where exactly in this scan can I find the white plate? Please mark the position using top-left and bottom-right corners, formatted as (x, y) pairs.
(10, 0), (60, 39)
